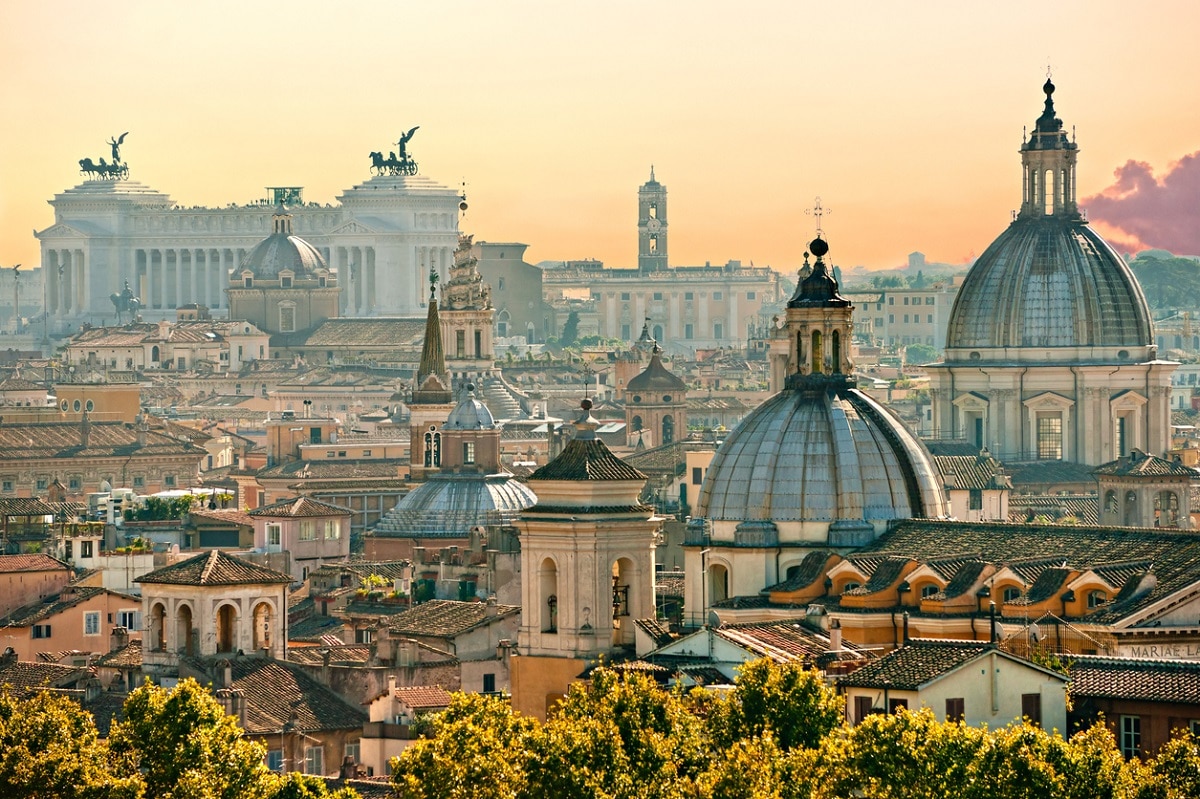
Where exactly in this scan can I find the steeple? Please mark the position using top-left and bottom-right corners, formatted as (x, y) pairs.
(271, 204), (294, 235)
(413, 268), (451, 405)
(1019, 76), (1080, 219)
(638, 169), (668, 273)
(784, 236), (854, 386)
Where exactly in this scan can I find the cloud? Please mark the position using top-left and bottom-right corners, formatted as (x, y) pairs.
(1082, 152), (1200, 257)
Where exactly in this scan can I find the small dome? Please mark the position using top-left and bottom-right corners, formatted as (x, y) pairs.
(373, 474), (537, 538)
(241, 207), (327, 279)
(445, 386), (496, 430)
(697, 387), (946, 528)
(626, 349), (687, 393)
(945, 219), (1152, 352)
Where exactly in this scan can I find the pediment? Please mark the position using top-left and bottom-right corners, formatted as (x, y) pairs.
(1110, 390), (1147, 410)
(953, 391), (990, 410)
(36, 222), (88, 240)
(327, 218), (380, 236)
(1022, 391), (1075, 410)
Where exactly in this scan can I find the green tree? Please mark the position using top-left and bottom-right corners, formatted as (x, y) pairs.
(560, 311), (580, 348)
(1137, 728), (1200, 799)
(525, 668), (709, 798)
(391, 692), (537, 799)
(265, 773), (359, 799)
(109, 678), (272, 799)
(695, 735), (825, 799)
(904, 343), (939, 365)
(0, 689), (141, 799)
(707, 659), (843, 752)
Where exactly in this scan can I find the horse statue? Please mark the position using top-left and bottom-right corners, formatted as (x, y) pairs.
(369, 151), (387, 175)
(109, 280), (142, 323)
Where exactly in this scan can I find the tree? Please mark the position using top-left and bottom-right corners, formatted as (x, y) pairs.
(707, 659), (843, 752)
(1137, 729), (1200, 799)
(0, 689), (140, 799)
(265, 773), (359, 799)
(560, 311), (580, 348)
(904, 343), (939, 366)
(109, 678), (272, 799)
(391, 692), (537, 799)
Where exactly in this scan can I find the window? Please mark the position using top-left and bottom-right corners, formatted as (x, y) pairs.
(714, 323), (723, 339)
(32, 624), (51, 639)
(325, 519), (340, 540)
(927, 314), (934, 324)
(648, 234), (657, 253)
(304, 746), (324, 775)
(279, 305), (295, 332)
(920, 584), (939, 599)
(456, 330), (465, 358)
(344, 741), (360, 765)
(889, 314), (895, 324)
(133, 476), (144, 489)
(653, 292), (663, 301)
(889, 296), (895, 305)
(1002, 586), (1022, 603)
(0, 480), (10, 493)
(463, 441), (476, 465)
(621, 324), (631, 339)
(841, 582), (861, 594)
(482, 673), (496, 693)
(84, 611), (101, 636)
(1022, 693), (1042, 727)
(621, 292), (631, 301)
(1120, 715), (1141, 758)
(684, 292), (694, 301)
(81, 540), (94, 558)
(903, 314), (910, 323)
(969, 489), (983, 510)
(684, 324), (694, 340)
(362, 450), (372, 457)
(36, 479), (47, 491)
(118, 609), (139, 630)
(267, 750), (284, 772)
(692, 467), (703, 485)
(267, 524), (282, 548)
(69, 477), (82, 490)
(903, 297), (909, 305)
(888, 698), (908, 713)
(244, 276), (253, 288)
(280, 275), (293, 288)
(498, 277), (505, 290)
(299, 521), (315, 541)
(714, 292), (723, 300)
(310, 427), (322, 444)
(854, 695), (874, 723)
(1037, 413), (1063, 460)
(747, 291), (756, 300)
(164, 475), (176, 488)
(945, 697), (965, 723)
(1087, 590), (1107, 608)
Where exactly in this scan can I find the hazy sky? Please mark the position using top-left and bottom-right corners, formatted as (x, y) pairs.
(2, 1), (1199, 275)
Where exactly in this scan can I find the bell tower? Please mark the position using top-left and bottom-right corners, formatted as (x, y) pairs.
(1018, 77), (1080, 219)
(637, 167), (668, 273)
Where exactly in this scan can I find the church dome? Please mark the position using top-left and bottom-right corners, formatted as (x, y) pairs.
(696, 387), (947, 532)
(373, 474), (537, 538)
(241, 206), (327, 279)
(445, 385), (496, 430)
(945, 219), (1152, 352)
(945, 79), (1153, 356)
(627, 348), (687, 393)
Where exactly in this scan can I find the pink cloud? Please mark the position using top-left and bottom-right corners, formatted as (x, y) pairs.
(1083, 152), (1200, 256)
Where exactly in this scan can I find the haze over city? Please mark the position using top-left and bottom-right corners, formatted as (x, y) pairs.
(2, 0), (1199, 273)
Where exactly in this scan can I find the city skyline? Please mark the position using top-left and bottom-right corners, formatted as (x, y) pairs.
(2, 1), (1199, 277)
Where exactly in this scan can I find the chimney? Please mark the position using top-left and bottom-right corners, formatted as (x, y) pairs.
(222, 659), (233, 689)
(0, 647), (16, 667)
(110, 625), (129, 654)
(902, 612), (910, 645)
(387, 673), (397, 696)
(485, 596), (499, 617)
(340, 755), (359, 779)
(828, 619), (843, 652)
(321, 648), (332, 685)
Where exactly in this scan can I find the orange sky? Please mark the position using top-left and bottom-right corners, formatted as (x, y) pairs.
(2, 1), (1198, 276)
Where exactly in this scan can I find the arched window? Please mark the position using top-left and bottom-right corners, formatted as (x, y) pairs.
(811, 331), (823, 374)
(540, 558), (558, 632)
(1002, 586), (1022, 603)
(216, 604), (237, 654)
(653, 325), (664, 342)
(424, 430), (441, 468)
(796, 331), (804, 371)
(1124, 491), (1138, 527)
(662, 415), (674, 444)
(831, 330), (841, 373)
(1087, 590), (1108, 609)
(150, 602), (167, 652)
(151, 345), (160, 363)
(176, 604), (194, 656)
(708, 564), (729, 605)
(631, 415), (643, 432)
(1155, 490), (1180, 527)
(1104, 490), (1118, 517)
(252, 601), (273, 651)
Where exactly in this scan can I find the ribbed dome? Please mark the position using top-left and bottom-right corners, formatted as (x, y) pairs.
(242, 233), (327, 280)
(696, 387), (947, 527)
(627, 350), (687, 393)
(946, 218), (1152, 352)
(445, 386), (495, 430)
(373, 474), (536, 538)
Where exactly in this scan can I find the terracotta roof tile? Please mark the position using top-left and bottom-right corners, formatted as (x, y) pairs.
(0, 498), (57, 517)
(137, 550), (291, 586)
(0, 659), (89, 697)
(393, 685), (453, 710)
(249, 497), (352, 518)
(387, 599), (518, 638)
(837, 640), (999, 689)
(1094, 450), (1198, 477)
(2, 586), (107, 626)
(530, 438), (646, 482)
(1068, 656), (1200, 704)
(188, 508), (255, 527)
(0, 553), (71, 574)
(219, 658), (367, 734)
(94, 639), (142, 669)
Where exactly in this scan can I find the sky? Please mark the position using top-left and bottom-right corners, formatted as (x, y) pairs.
(1, 0), (1199, 276)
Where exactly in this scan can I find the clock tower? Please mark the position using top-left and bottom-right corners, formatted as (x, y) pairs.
(637, 167), (668, 273)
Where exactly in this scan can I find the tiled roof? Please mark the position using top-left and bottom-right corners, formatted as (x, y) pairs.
(393, 685), (453, 710)
(859, 520), (1200, 624)
(222, 657), (367, 734)
(2, 586), (107, 626)
(387, 599), (519, 638)
(256, 459), (404, 481)
(837, 640), (998, 689)
(0, 553), (70, 574)
(249, 496), (352, 518)
(0, 420), (201, 459)
(1093, 450), (1198, 477)
(655, 571), (686, 598)
(86, 691), (127, 738)
(634, 618), (674, 647)
(188, 508), (256, 528)
(716, 619), (854, 663)
(626, 352), (688, 392)
(530, 438), (646, 482)
(1067, 656), (1200, 704)
(622, 442), (687, 475)
(288, 645), (372, 666)
(300, 318), (427, 348)
(844, 557), (910, 596)
(286, 615), (345, 643)
(137, 550), (291, 586)
(938, 560), (988, 600)
(1005, 460), (1097, 489)
(94, 639), (142, 669)
(0, 498), (57, 517)
(935, 455), (1010, 490)
(1009, 494), (1099, 525)
(0, 376), (46, 392)
(0, 659), (88, 696)
(766, 550), (834, 592)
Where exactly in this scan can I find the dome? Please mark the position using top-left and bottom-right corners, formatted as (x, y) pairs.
(626, 349), (687, 393)
(445, 385), (496, 430)
(945, 218), (1152, 352)
(241, 206), (327, 279)
(696, 387), (946, 532)
(373, 474), (537, 538)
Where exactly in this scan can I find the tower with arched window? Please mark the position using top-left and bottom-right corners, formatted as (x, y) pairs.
(638, 167), (668, 273)
(138, 550), (290, 674)
(1094, 449), (1198, 529)
(512, 399), (660, 720)
(409, 270), (455, 482)
(624, 344), (688, 447)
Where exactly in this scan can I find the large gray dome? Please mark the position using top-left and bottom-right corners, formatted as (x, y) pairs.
(945, 218), (1152, 352)
(242, 232), (327, 280)
(696, 387), (946, 528)
(372, 474), (536, 538)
